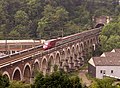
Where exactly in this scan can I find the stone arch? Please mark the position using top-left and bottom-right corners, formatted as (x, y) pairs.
(87, 40), (90, 47)
(90, 39), (93, 46)
(76, 43), (80, 59)
(71, 45), (76, 54)
(67, 47), (71, 58)
(12, 67), (22, 81)
(76, 43), (80, 54)
(95, 36), (99, 44)
(2, 71), (10, 80)
(62, 49), (66, 60)
(41, 57), (47, 75)
(49, 54), (54, 73)
(80, 42), (84, 52)
(71, 45), (77, 60)
(84, 41), (87, 48)
(55, 52), (61, 65)
(23, 63), (31, 83)
(34, 59), (40, 71)
(93, 38), (95, 44)
(80, 42), (85, 57)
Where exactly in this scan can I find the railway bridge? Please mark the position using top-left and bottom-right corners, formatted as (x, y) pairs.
(0, 28), (101, 83)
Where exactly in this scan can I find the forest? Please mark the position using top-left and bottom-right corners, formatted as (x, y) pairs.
(0, 0), (119, 40)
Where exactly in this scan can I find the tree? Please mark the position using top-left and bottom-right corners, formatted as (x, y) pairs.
(73, 5), (91, 29)
(8, 81), (30, 88)
(33, 71), (82, 88)
(90, 78), (115, 88)
(14, 10), (29, 25)
(37, 4), (69, 39)
(100, 22), (120, 52)
(69, 76), (82, 88)
(12, 24), (30, 39)
(8, 30), (20, 39)
(0, 73), (9, 88)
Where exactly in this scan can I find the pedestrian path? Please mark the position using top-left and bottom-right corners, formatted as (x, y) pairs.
(78, 70), (92, 87)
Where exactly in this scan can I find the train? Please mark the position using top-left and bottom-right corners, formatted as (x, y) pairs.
(43, 38), (61, 50)
(43, 28), (101, 50)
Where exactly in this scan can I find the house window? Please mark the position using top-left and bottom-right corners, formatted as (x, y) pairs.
(103, 70), (106, 74)
(100, 70), (102, 73)
(111, 70), (113, 73)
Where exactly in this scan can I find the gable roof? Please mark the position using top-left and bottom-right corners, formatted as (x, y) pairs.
(101, 52), (120, 58)
(89, 48), (120, 66)
(92, 56), (120, 66)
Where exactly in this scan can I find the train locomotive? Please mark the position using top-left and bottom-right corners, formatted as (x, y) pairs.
(43, 38), (61, 50)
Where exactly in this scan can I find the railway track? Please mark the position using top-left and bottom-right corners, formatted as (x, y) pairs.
(0, 45), (43, 68)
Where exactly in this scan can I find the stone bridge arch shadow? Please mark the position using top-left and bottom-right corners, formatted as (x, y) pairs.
(48, 54), (54, 73)
(55, 52), (61, 70)
(23, 63), (31, 83)
(34, 59), (40, 73)
(12, 67), (22, 81)
(41, 57), (48, 75)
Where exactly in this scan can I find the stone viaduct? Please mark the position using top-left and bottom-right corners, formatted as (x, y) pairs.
(0, 28), (101, 83)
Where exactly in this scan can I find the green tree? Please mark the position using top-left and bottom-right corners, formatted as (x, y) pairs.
(12, 24), (30, 39)
(8, 81), (30, 88)
(90, 78), (115, 88)
(15, 10), (29, 25)
(73, 5), (91, 29)
(8, 30), (20, 39)
(37, 4), (69, 39)
(33, 71), (82, 88)
(0, 73), (9, 88)
(100, 22), (120, 52)
(69, 76), (82, 88)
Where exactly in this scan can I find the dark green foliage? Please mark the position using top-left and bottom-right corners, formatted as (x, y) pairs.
(33, 71), (82, 88)
(0, 0), (119, 39)
(0, 73), (9, 88)
(100, 22), (120, 52)
(90, 78), (115, 88)
(8, 81), (31, 88)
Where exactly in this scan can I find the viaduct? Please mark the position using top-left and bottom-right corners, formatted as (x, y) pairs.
(0, 27), (101, 83)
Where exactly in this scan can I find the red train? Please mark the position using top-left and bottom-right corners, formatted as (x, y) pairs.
(43, 38), (61, 50)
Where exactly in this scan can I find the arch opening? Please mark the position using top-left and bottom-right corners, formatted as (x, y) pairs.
(23, 65), (31, 83)
(67, 48), (71, 57)
(56, 53), (60, 66)
(34, 62), (39, 72)
(49, 56), (54, 73)
(72, 46), (75, 55)
(13, 69), (21, 81)
(62, 51), (65, 60)
(80, 43), (84, 53)
(76, 44), (80, 55)
(41, 58), (47, 75)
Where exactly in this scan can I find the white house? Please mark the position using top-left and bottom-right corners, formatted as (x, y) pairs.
(88, 49), (120, 79)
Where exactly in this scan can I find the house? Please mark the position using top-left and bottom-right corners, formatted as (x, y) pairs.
(88, 49), (120, 79)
